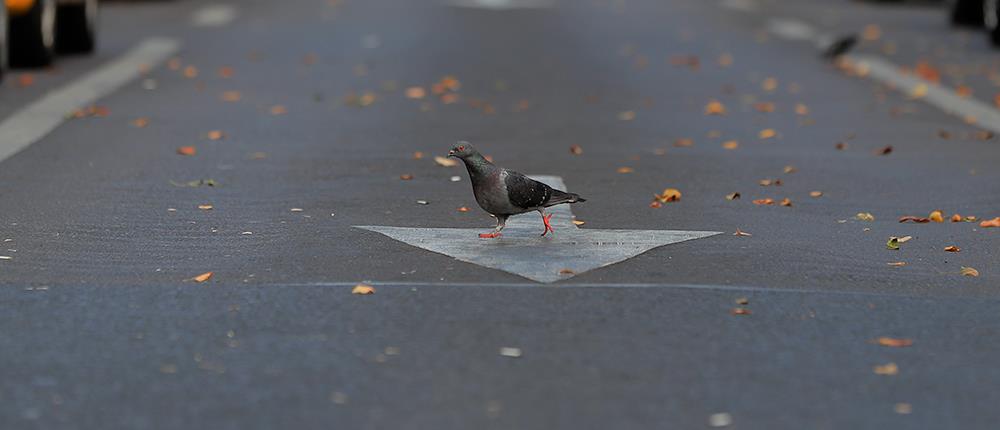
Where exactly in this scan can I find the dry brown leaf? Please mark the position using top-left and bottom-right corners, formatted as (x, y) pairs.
(569, 144), (583, 155)
(434, 156), (458, 167)
(221, 91), (241, 102)
(725, 192), (741, 200)
(183, 65), (198, 78)
(980, 217), (1000, 228)
(809, 191), (823, 198)
(717, 53), (733, 67)
(753, 198), (775, 205)
(399, 174), (413, 180)
(654, 188), (681, 203)
(192, 272), (213, 283)
(795, 103), (809, 115)
(177, 146), (197, 156)
(759, 129), (777, 139)
(951, 214), (963, 222)
(961, 267), (980, 277)
(618, 111), (636, 121)
(887, 262), (907, 267)
(876, 145), (893, 155)
(722, 140), (739, 150)
(873, 362), (899, 375)
(572, 220), (585, 226)
(856, 212), (875, 221)
(780, 198), (792, 207)
(198, 204), (213, 210)
(649, 201), (662, 208)
(899, 216), (930, 223)
(762, 77), (778, 92)
(457, 206), (469, 212)
(929, 210), (944, 223)
(674, 138), (694, 147)
(558, 268), (575, 275)
(875, 337), (913, 347)
(440, 93), (460, 104)
(733, 229), (752, 237)
(783, 165), (797, 174)
(944, 245), (960, 252)
(735, 297), (749, 305)
(352, 284), (375, 295)
(207, 130), (225, 141)
(217, 66), (234, 78)
(754, 102), (775, 113)
(617, 167), (634, 174)
(405, 86), (426, 99)
(132, 117), (149, 128)
(704, 100), (726, 115)
(730, 308), (751, 316)
(269, 105), (287, 115)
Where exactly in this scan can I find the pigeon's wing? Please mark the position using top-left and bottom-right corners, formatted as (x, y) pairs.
(503, 170), (552, 210)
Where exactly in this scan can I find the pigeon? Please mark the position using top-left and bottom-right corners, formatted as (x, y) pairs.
(448, 142), (586, 238)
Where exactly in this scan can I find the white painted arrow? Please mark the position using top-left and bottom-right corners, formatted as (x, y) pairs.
(356, 176), (721, 283)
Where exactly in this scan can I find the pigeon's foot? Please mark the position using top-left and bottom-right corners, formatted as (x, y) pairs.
(479, 232), (502, 239)
(540, 213), (554, 237)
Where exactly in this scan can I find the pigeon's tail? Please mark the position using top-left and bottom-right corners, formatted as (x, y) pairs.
(547, 189), (586, 206)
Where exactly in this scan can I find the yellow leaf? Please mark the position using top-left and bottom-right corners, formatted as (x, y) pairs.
(929, 210), (944, 223)
(704, 100), (726, 115)
(198, 204), (214, 210)
(192, 272), (213, 283)
(873, 362), (899, 375)
(617, 167), (634, 174)
(722, 140), (739, 150)
(352, 284), (376, 294)
(961, 267), (979, 277)
(654, 188), (681, 203)
(759, 129), (777, 139)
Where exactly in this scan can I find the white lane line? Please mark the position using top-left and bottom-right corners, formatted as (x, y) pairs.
(446, 0), (554, 10)
(191, 4), (237, 27)
(848, 54), (1000, 134)
(0, 38), (180, 164)
(720, 0), (757, 13)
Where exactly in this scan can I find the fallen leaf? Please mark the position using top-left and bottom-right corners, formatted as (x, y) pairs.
(405, 86), (426, 99)
(754, 102), (775, 113)
(886, 237), (900, 250)
(558, 268), (575, 275)
(198, 204), (214, 210)
(654, 188), (681, 203)
(717, 53), (734, 67)
(725, 192), (741, 200)
(951, 214), (963, 222)
(896, 236), (913, 243)
(649, 201), (662, 208)
(795, 103), (810, 115)
(735, 297), (749, 305)
(910, 83), (928, 98)
(617, 167), (634, 174)
(618, 111), (636, 121)
(269, 105), (287, 115)
(780, 198), (792, 207)
(898, 216), (930, 223)
(762, 77), (778, 92)
(783, 165), (797, 174)
(177, 146), (197, 156)
(753, 198), (774, 205)
(221, 91), (242, 102)
(873, 362), (899, 375)
(809, 191), (823, 198)
(131, 117), (149, 128)
(217, 66), (234, 78)
(730, 308), (751, 316)
(733, 229), (752, 236)
(855, 212), (875, 222)
(572, 220), (586, 226)
(434, 156), (458, 167)
(457, 206), (469, 212)
(192, 272), (213, 283)
(674, 138), (693, 147)
(929, 210), (944, 223)
(961, 266), (979, 277)
(183, 65), (198, 78)
(875, 337), (913, 347)
(980, 217), (1000, 228)
(722, 140), (739, 150)
(705, 100), (726, 115)
(207, 130), (225, 141)
(352, 284), (375, 295)
(944, 245), (960, 252)
(887, 262), (907, 267)
(876, 145), (893, 155)
(569, 144), (583, 155)
(399, 174), (413, 180)
(894, 403), (913, 415)
(759, 129), (777, 139)
(440, 93), (460, 104)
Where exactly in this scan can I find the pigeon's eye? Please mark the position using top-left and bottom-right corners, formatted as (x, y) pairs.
(457, 145), (465, 151)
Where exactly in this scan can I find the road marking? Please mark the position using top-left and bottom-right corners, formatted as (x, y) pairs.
(446, 0), (554, 10)
(356, 176), (721, 283)
(0, 38), (180, 164)
(191, 4), (237, 27)
(847, 54), (1000, 134)
(756, 14), (1000, 134)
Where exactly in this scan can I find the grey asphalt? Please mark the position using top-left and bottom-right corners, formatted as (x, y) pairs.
(1, 0), (999, 428)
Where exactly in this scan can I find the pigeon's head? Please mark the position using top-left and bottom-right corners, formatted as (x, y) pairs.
(448, 141), (478, 159)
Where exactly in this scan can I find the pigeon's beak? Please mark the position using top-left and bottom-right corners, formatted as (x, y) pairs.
(447, 150), (456, 157)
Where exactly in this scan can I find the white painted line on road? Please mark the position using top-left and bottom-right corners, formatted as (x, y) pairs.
(357, 176), (721, 283)
(0, 38), (180, 164)
(191, 4), (237, 27)
(446, 0), (553, 10)
(720, 0), (757, 13)
(847, 54), (1000, 134)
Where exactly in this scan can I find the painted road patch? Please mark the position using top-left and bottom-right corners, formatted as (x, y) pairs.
(357, 176), (721, 283)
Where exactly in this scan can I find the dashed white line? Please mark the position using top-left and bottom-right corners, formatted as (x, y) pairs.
(767, 18), (818, 42)
(0, 38), (180, 164)
(191, 4), (237, 27)
(446, 0), (553, 10)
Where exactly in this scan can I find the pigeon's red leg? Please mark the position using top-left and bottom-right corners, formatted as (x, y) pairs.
(540, 213), (554, 237)
(480, 215), (507, 239)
